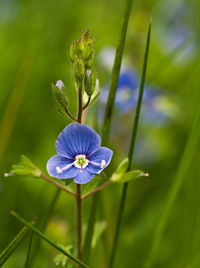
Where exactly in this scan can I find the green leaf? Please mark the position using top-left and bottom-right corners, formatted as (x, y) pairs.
(112, 170), (149, 184)
(6, 155), (42, 178)
(110, 158), (129, 182)
(116, 158), (129, 174)
(92, 221), (107, 248)
(11, 211), (89, 268)
(0, 226), (31, 266)
(110, 159), (148, 183)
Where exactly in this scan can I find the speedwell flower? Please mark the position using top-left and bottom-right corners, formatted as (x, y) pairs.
(100, 69), (138, 114)
(47, 123), (113, 184)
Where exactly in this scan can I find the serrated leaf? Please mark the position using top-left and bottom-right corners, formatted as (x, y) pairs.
(8, 155), (42, 178)
(115, 170), (149, 183)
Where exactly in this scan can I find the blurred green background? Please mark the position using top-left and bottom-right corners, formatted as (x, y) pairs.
(1, 0), (200, 267)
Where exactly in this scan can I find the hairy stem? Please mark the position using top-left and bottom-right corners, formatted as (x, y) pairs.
(64, 107), (77, 121)
(40, 174), (76, 197)
(83, 96), (91, 110)
(77, 85), (83, 123)
(82, 181), (112, 200)
(76, 184), (82, 259)
(76, 84), (83, 260)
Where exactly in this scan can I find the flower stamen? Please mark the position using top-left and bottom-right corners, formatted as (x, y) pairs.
(89, 159), (106, 168)
(56, 162), (74, 174)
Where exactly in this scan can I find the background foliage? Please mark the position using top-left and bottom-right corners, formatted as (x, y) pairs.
(0, 0), (200, 267)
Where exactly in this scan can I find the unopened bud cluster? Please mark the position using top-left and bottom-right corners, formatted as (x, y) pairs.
(69, 30), (98, 97)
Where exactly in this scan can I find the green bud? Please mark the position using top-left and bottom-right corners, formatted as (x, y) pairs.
(85, 53), (94, 68)
(6, 155), (42, 178)
(79, 30), (90, 51)
(74, 58), (85, 83)
(69, 42), (78, 62)
(52, 80), (68, 109)
(83, 43), (94, 60)
(84, 70), (97, 96)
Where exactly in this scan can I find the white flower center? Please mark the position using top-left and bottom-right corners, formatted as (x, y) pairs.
(74, 154), (89, 169)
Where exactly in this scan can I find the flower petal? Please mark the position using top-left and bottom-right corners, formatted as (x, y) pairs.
(46, 155), (78, 179)
(118, 69), (138, 88)
(73, 169), (95, 184)
(56, 123), (101, 158)
(87, 147), (113, 174)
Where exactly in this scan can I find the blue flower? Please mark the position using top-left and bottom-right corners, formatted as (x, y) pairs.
(47, 123), (113, 184)
(100, 69), (138, 113)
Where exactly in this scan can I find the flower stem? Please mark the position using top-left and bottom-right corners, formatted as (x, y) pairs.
(40, 173), (76, 197)
(83, 96), (91, 110)
(76, 84), (83, 260)
(77, 85), (83, 123)
(64, 107), (77, 121)
(76, 184), (82, 259)
(109, 22), (151, 268)
(82, 181), (112, 200)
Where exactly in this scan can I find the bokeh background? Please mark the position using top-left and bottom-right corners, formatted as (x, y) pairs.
(1, 0), (200, 267)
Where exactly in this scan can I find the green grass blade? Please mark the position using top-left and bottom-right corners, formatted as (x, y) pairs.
(83, 193), (99, 263)
(83, 0), (133, 262)
(29, 188), (61, 267)
(0, 226), (30, 266)
(0, 56), (32, 165)
(109, 21), (151, 268)
(24, 231), (33, 268)
(11, 211), (89, 268)
(102, 0), (133, 145)
(144, 101), (200, 268)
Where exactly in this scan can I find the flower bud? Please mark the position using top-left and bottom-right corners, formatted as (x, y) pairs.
(52, 80), (68, 108)
(85, 53), (94, 68)
(74, 58), (85, 83)
(79, 30), (90, 51)
(83, 43), (94, 61)
(69, 42), (78, 63)
(84, 70), (97, 96)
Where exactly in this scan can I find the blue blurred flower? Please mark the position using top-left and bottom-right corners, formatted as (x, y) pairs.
(100, 69), (178, 125)
(47, 123), (113, 184)
(100, 69), (139, 113)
